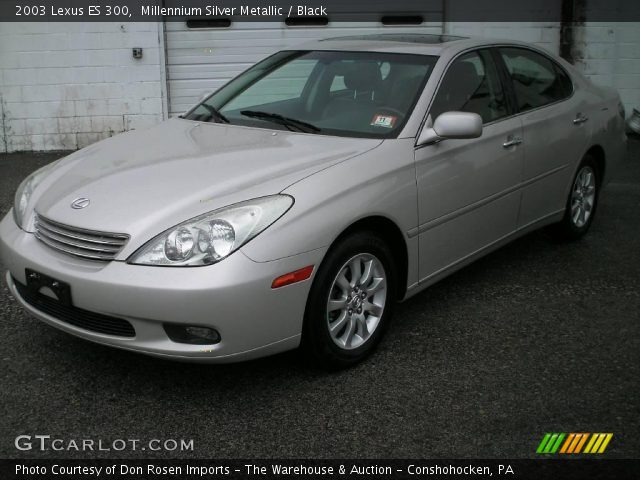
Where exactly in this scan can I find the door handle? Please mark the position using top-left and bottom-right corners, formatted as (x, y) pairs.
(502, 136), (523, 148)
(573, 114), (589, 125)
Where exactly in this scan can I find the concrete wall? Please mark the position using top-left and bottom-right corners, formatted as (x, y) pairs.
(570, 22), (640, 118)
(0, 22), (165, 152)
(445, 22), (561, 54)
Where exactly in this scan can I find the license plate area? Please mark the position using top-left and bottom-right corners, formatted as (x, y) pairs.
(25, 269), (72, 306)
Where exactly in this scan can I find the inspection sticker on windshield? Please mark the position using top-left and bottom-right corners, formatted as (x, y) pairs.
(371, 114), (397, 128)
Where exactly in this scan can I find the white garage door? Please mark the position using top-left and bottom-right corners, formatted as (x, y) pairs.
(165, 21), (443, 116)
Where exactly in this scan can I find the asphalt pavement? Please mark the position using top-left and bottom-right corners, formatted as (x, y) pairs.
(0, 140), (638, 460)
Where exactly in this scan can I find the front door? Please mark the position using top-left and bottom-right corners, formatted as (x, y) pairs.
(415, 49), (523, 282)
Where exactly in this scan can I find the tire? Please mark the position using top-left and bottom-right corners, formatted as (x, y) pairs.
(551, 154), (600, 241)
(302, 231), (397, 369)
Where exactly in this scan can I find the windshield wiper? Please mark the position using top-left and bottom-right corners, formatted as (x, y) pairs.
(240, 110), (321, 133)
(201, 104), (230, 124)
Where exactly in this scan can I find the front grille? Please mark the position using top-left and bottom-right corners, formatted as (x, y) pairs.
(34, 214), (129, 261)
(14, 279), (136, 337)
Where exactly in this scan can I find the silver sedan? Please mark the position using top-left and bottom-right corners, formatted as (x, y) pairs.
(0, 34), (627, 368)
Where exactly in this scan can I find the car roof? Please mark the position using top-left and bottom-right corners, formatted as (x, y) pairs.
(297, 33), (531, 56)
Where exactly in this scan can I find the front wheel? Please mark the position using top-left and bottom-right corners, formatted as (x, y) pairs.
(302, 232), (397, 369)
(551, 155), (600, 241)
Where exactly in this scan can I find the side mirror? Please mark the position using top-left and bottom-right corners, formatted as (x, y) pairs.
(417, 111), (483, 146)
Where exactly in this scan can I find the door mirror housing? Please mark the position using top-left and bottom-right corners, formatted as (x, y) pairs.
(417, 111), (483, 146)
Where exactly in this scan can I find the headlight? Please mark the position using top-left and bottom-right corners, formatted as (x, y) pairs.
(13, 162), (57, 228)
(128, 195), (293, 267)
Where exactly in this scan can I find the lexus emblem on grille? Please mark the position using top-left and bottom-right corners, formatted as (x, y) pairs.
(71, 197), (90, 209)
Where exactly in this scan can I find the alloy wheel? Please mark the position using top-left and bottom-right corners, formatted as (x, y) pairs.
(570, 166), (597, 228)
(326, 253), (387, 350)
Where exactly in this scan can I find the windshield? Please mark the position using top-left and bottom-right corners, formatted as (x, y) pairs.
(184, 50), (437, 138)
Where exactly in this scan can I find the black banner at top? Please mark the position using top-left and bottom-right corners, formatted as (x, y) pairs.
(1, 0), (640, 22)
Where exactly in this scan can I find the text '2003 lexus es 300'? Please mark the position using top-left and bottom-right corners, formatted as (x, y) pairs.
(0, 34), (627, 368)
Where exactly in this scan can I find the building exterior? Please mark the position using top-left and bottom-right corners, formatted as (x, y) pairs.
(0, 19), (638, 152)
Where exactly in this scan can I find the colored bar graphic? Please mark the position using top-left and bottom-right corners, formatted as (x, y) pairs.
(544, 433), (559, 453)
(590, 433), (606, 453)
(574, 433), (589, 453)
(537, 433), (613, 454)
(584, 433), (614, 454)
(536, 433), (552, 454)
(560, 433), (575, 453)
(537, 433), (566, 454)
(567, 433), (582, 453)
(598, 434), (613, 453)
(584, 433), (598, 453)
(550, 433), (565, 453)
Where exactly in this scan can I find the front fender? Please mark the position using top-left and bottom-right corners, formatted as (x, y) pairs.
(240, 139), (419, 287)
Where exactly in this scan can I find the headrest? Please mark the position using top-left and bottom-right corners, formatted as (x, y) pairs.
(451, 61), (479, 77)
(446, 61), (481, 90)
(344, 62), (382, 92)
(390, 75), (423, 109)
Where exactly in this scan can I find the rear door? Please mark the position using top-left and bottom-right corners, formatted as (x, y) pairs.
(415, 49), (524, 282)
(496, 47), (591, 228)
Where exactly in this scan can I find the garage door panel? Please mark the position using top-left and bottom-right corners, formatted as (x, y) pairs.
(168, 53), (276, 65)
(171, 86), (229, 102)
(167, 48), (279, 58)
(170, 80), (230, 91)
(167, 39), (286, 50)
(168, 66), (251, 81)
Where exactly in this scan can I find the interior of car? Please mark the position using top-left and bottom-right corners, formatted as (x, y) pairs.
(187, 51), (437, 137)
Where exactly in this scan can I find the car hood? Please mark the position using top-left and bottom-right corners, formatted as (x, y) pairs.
(28, 119), (381, 248)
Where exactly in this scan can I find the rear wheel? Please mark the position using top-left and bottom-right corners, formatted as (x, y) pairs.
(551, 155), (600, 240)
(302, 232), (397, 369)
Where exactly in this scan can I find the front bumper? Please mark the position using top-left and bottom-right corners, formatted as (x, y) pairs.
(0, 213), (326, 362)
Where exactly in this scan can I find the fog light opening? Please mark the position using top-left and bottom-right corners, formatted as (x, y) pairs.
(163, 324), (221, 345)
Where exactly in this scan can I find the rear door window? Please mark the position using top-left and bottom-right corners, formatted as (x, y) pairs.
(499, 47), (573, 112)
